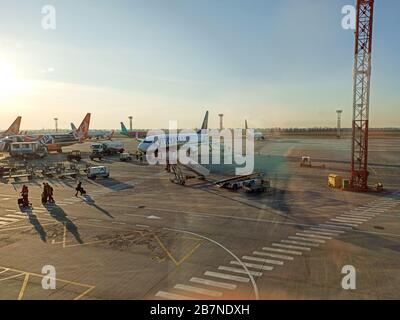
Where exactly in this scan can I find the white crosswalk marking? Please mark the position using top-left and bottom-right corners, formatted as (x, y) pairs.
(319, 224), (353, 230)
(0, 217), (19, 222)
(174, 284), (222, 297)
(262, 247), (302, 256)
(288, 236), (325, 243)
(337, 216), (369, 222)
(272, 243), (311, 251)
(5, 214), (26, 219)
(155, 291), (193, 300)
(329, 220), (359, 227)
(242, 255), (283, 266)
(281, 240), (319, 247)
(204, 271), (250, 283)
(190, 277), (237, 290)
(296, 233), (332, 240)
(230, 260), (274, 271)
(310, 227), (345, 234)
(0, 221), (8, 225)
(253, 251), (294, 261)
(218, 266), (262, 277)
(342, 212), (376, 218)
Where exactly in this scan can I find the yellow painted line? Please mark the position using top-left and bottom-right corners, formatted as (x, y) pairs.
(18, 273), (30, 300)
(0, 268), (10, 275)
(154, 235), (179, 266)
(73, 286), (95, 300)
(176, 241), (202, 266)
(0, 222), (57, 232)
(0, 265), (95, 300)
(62, 225), (67, 248)
(0, 273), (25, 282)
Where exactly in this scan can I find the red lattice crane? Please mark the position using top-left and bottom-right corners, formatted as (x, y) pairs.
(350, 0), (375, 191)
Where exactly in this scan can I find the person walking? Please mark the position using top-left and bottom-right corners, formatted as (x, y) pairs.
(75, 181), (85, 197)
(42, 183), (48, 204)
(20, 185), (29, 208)
(48, 183), (55, 203)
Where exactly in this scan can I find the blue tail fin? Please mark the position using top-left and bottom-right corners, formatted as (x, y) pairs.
(120, 122), (128, 135)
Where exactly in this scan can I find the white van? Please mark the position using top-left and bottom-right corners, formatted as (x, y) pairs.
(87, 166), (110, 179)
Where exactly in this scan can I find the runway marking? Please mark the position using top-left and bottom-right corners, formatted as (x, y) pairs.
(288, 236), (325, 243)
(319, 224), (353, 230)
(0, 264), (95, 300)
(343, 212), (376, 218)
(218, 266), (262, 277)
(62, 225), (67, 248)
(272, 243), (311, 251)
(174, 284), (223, 298)
(282, 240), (319, 247)
(6, 214), (27, 219)
(0, 217), (19, 222)
(0, 273), (25, 282)
(154, 234), (202, 267)
(329, 220), (359, 227)
(204, 271), (250, 283)
(337, 216), (369, 222)
(189, 277), (237, 290)
(17, 273), (30, 300)
(242, 255), (283, 266)
(230, 261), (274, 271)
(252, 251), (294, 261)
(155, 291), (193, 300)
(295, 233), (332, 240)
(309, 227), (344, 234)
(0, 268), (10, 275)
(262, 247), (302, 256)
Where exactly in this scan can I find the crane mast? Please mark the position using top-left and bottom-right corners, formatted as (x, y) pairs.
(350, 0), (375, 191)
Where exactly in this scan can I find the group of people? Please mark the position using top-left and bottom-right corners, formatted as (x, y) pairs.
(41, 182), (55, 204)
(18, 181), (86, 208)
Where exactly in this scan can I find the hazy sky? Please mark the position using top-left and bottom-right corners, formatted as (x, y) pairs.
(0, 0), (399, 130)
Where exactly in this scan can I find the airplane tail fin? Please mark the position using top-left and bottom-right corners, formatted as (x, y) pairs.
(4, 116), (22, 135)
(120, 122), (128, 135)
(106, 130), (115, 140)
(74, 113), (91, 142)
(199, 111), (209, 132)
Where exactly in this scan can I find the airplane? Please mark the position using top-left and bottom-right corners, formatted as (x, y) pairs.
(0, 116), (22, 138)
(0, 113), (91, 153)
(120, 122), (147, 139)
(137, 111), (209, 154)
(245, 120), (265, 140)
(70, 123), (114, 140)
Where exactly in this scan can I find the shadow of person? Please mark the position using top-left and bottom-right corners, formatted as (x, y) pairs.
(82, 194), (114, 219)
(44, 203), (83, 244)
(22, 207), (47, 242)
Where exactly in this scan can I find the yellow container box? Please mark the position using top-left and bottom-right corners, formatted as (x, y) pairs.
(328, 174), (342, 189)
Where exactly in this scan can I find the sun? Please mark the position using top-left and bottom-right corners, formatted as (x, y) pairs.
(0, 59), (27, 97)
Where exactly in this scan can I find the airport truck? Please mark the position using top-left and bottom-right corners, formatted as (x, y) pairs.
(9, 142), (48, 159)
(90, 140), (124, 160)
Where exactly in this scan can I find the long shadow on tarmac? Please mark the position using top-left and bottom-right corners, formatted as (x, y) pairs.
(21, 207), (47, 242)
(44, 203), (83, 244)
(82, 195), (114, 219)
